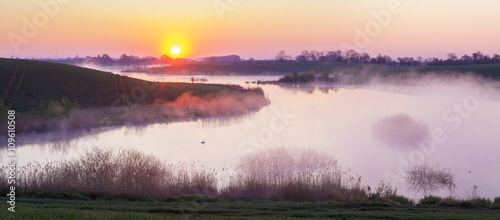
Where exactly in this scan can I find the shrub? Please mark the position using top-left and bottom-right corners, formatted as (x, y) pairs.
(368, 181), (412, 205)
(495, 197), (500, 204)
(48, 97), (78, 118)
(473, 198), (492, 207)
(405, 161), (454, 196)
(419, 195), (442, 205)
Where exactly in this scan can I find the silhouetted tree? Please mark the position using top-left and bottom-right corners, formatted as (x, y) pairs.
(472, 51), (484, 63)
(295, 55), (307, 62)
(275, 50), (292, 62)
(344, 49), (360, 63)
(309, 50), (322, 61)
(160, 54), (172, 63)
(493, 54), (500, 63)
(406, 162), (454, 196)
(119, 54), (137, 66)
(360, 53), (371, 63)
(447, 53), (457, 61)
(97, 53), (114, 65)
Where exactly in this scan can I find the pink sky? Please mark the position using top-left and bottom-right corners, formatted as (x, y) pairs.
(1, 0), (499, 59)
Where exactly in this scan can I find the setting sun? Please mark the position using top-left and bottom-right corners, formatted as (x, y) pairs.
(171, 46), (181, 55)
(162, 33), (191, 58)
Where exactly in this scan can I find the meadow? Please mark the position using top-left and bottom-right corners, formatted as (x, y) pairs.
(1, 196), (499, 220)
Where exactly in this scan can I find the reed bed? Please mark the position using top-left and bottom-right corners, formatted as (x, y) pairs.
(1, 148), (217, 197)
(219, 147), (364, 201)
(1, 147), (368, 201)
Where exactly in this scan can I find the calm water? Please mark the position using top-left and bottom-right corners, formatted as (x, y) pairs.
(5, 73), (500, 199)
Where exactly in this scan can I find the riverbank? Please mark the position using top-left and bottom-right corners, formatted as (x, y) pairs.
(0, 58), (269, 133)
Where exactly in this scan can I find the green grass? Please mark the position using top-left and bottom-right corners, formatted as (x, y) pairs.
(0, 58), (237, 112)
(1, 196), (499, 220)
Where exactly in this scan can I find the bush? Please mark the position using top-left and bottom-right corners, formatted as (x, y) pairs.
(419, 195), (442, 205)
(405, 161), (454, 196)
(277, 71), (321, 84)
(393, 195), (414, 205)
(368, 181), (413, 205)
(48, 97), (78, 118)
(473, 198), (492, 207)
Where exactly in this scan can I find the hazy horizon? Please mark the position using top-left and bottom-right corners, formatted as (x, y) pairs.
(2, 0), (500, 60)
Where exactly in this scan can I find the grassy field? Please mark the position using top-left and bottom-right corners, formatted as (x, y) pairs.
(1, 195), (499, 220)
(147, 61), (500, 80)
(0, 58), (238, 112)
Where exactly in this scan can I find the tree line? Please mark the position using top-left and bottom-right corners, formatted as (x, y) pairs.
(38, 53), (189, 67)
(275, 50), (500, 66)
(33, 50), (500, 67)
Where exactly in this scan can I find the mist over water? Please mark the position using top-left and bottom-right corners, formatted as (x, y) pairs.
(3, 72), (500, 200)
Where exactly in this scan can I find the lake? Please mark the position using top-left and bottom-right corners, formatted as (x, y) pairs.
(6, 73), (500, 200)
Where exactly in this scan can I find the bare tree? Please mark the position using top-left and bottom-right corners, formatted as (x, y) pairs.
(360, 53), (371, 63)
(309, 50), (322, 61)
(472, 51), (484, 61)
(447, 53), (457, 61)
(300, 50), (312, 61)
(417, 56), (423, 63)
(406, 161), (454, 196)
(275, 50), (287, 62)
(344, 49), (359, 63)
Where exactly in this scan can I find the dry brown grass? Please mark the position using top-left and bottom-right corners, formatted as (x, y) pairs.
(219, 147), (365, 201)
(2, 147), (217, 197)
(1, 147), (368, 201)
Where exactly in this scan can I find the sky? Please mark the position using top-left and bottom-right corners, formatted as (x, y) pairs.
(1, 0), (500, 60)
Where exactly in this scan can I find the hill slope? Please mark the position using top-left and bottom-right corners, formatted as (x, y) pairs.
(0, 59), (237, 111)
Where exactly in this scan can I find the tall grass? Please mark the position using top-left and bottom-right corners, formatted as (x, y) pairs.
(1, 147), (399, 202)
(219, 147), (364, 201)
(2, 148), (217, 197)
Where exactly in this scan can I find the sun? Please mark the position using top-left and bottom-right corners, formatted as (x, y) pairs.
(171, 46), (181, 55)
